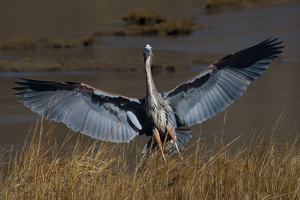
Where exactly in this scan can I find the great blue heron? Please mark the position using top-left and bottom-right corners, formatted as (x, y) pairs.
(14, 37), (283, 161)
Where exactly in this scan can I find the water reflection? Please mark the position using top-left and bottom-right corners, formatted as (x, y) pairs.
(0, 55), (16, 59)
(189, 65), (209, 71)
(278, 58), (298, 62)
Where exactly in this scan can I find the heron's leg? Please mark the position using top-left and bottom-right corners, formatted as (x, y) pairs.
(167, 125), (183, 160)
(154, 127), (166, 162)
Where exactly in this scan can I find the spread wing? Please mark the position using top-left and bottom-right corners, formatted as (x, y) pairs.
(163, 37), (284, 127)
(14, 78), (147, 143)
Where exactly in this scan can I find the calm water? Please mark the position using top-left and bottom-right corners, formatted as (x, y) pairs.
(0, 1), (299, 159)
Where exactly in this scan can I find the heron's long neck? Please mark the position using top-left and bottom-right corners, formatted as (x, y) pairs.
(145, 55), (158, 97)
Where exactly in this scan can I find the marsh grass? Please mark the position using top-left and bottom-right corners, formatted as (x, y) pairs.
(1, 116), (300, 199)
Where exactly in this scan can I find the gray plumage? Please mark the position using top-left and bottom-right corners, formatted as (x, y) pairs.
(14, 37), (284, 158)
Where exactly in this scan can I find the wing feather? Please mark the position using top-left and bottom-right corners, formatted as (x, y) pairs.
(14, 78), (147, 143)
(164, 37), (284, 127)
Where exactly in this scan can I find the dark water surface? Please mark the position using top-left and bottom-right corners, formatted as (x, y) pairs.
(0, 1), (299, 160)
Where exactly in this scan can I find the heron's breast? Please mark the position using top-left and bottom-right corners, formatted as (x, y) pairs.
(146, 97), (168, 133)
(152, 108), (167, 133)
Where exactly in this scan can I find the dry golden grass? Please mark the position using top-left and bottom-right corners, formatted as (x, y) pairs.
(1, 117), (300, 199)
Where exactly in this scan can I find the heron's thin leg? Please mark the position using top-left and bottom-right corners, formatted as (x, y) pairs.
(154, 127), (166, 162)
(167, 125), (183, 160)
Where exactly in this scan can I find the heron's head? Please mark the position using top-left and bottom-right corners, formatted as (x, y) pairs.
(143, 44), (153, 62)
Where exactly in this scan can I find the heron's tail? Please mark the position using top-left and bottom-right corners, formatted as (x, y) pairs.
(175, 128), (192, 149)
(141, 128), (192, 154)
